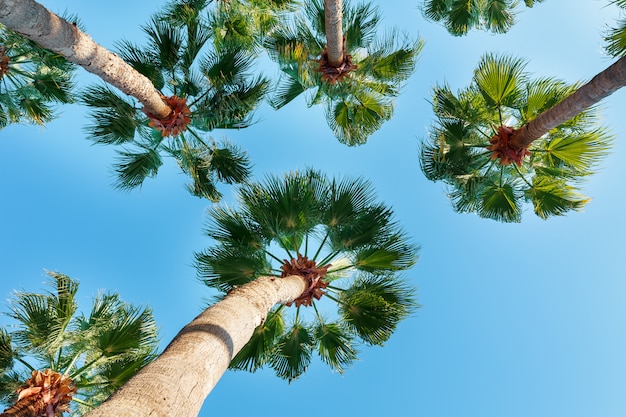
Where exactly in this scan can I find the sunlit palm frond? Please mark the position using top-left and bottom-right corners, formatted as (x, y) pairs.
(474, 53), (526, 108)
(539, 128), (613, 173)
(478, 180), (523, 222)
(526, 176), (589, 220)
(269, 323), (313, 381)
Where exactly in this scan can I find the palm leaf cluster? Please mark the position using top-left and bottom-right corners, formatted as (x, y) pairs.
(195, 169), (419, 381)
(0, 272), (158, 416)
(0, 25), (74, 128)
(265, 0), (423, 145)
(82, 1), (268, 200)
(420, 0), (545, 36)
(420, 53), (612, 222)
(605, 0), (626, 57)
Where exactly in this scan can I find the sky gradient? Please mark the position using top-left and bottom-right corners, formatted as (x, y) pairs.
(1, 1), (625, 416)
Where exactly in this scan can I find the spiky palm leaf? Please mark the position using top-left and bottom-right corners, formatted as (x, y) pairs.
(605, 0), (626, 57)
(419, 53), (612, 222)
(81, 3), (265, 199)
(265, 0), (423, 145)
(0, 24), (74, 128)
(0, 272), (158, 416)
(195, 169), (418, 381)
(420, 0), (545, 36)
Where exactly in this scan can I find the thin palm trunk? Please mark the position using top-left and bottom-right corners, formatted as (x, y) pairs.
(0, 0), (171, 118)
(83, 275), (307, 417)
(324, 0), (344, 67)
(511, 55), (626, 148)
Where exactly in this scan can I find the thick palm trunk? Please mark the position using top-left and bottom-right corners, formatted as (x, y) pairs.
(0, 0), (171, 118)
(83, 275), (307, 417)
(512, 55), (626, 148)
(324, 0), (344, 67)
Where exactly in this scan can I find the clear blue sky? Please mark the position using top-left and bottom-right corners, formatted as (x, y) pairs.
(1, 1), (625, 416)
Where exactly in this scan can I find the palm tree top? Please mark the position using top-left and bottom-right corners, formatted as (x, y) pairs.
(420, 53), (612, 222)
(196, 169), (419, 380)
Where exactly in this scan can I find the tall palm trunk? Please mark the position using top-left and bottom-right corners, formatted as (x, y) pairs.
(324, 0), (344, 67)
(511, 55), (626, 148)
(83, 275), (307, 417)
(0, 0), (171, 119)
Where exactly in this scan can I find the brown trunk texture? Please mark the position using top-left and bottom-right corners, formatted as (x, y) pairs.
(324, 0), (344, 67)
(511, 55), (626, 148)
(0, 0), (171, 118)
(82, 275), (307, 417)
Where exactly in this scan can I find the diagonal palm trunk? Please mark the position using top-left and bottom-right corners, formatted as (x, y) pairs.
(324, 0), (344, 67)
(511, 55), (626, 148)
(83, 275), (307, 417)
(0, 0), (171, 119)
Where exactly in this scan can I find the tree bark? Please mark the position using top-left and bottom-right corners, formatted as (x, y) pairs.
(82, 275), (307, 417)
(511, 55), (626, 148)
(0, 0), (172, 118)
(324, 0), (344, 67)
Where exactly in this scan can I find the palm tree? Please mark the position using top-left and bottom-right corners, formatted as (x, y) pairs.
(0, 271), (158, 417)
(420, 0), (545, 36)
(80, 169), (418, 417)
(265, 0), (423, 145)
(420, 53), (613, 222)
(604, 0), (626, 57)
(0, 24), (73, 128)
(0, 0), (175, 125)
(81, 2), (268, 200)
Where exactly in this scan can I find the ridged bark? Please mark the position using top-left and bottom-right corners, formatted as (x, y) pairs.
(324, 0), (344, 67)
(511, 55), (626, 148)
(0, 0), (171, 118)
(83, 275), (307, 417)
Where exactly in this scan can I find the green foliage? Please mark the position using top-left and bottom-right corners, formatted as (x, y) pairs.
(81, 2), (266, 199)
(265, 0), (423, 145)
(0, 25), (74, 128)
(605, 0), (626, 57)
(420, 0), (546, 36)
(196, 169), (418, 381)
(0, 272), (159, 415)
(420, 53), (612, 222)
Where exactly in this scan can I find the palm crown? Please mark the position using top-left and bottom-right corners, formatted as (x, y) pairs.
(421, 0), (545, 36)
(195, 169), (418, 381)
(0, 272), (158, 417)
(265, 0), (423, 145)
(0, 25), (74, 128)
(420, 53), (612, 222)
(82, 1), (268, 201)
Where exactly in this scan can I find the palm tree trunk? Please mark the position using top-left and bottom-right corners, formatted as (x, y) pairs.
(0, 0), (171, 119)
(512, 55), (626, 148)
(324, 0), (344, 67)
(82, 275), (307, 417)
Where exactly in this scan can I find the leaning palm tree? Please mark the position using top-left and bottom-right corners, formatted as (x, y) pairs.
(420, 0), (546, 36)
(265, 0), (423, 145)
(80, 169), (418, 417)
(0, 271), (158, 417)
(0, 24), (73, 128)
(82, 3), (268, 200)
(420, 53), (613, 222)
(0, 0), (174, 122)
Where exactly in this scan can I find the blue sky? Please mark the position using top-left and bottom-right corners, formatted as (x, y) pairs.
(1, 1), (626, 416)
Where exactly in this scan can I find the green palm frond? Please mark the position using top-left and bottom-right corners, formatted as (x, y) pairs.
(113, 147), (163, 191)
(314, 320), (358, 374)
(539, 128), (613, 173)
(269, 323), (314, 381)
(474, 53), (526, 108)
(339, 274), (416, 346)
(526, 176), (589, 220)
(197, 170), (418, 380)
(0, 329), (14, 372)
(82, 85), (142, 145)
(482, 0), (515, 34)
(479, 180), (522, 222)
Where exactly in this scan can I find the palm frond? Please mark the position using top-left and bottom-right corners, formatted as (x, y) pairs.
(527, 176), (589, 219)
(479, 180), (523, 222)
(314, 320), (357, 374)
(269, 323), (313, 381)
(82, 85), (141, 145)
(474, 53), (526, 108)
(113, 147), (163, 191)
(229, 308), (284, 372)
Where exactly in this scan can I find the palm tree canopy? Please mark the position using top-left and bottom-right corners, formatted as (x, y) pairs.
(419, 53), (612, 222)
(420, 0), (546, 36)
(195, 169), (419, 381)
(0, 24), (74, 128)
(605, 0), (626, 57)
(0, 272), (158, 417)
(82, 1), (267, 200)
(265, 0), (423, 145)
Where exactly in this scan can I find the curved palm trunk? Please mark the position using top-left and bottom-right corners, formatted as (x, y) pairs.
(83, 275), (307, 417)
(0, 0), (171, 118)
(324, 0), (344, 67)
(511, 55), (626, 148)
